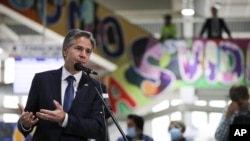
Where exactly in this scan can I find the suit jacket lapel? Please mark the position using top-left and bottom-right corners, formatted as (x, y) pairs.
(51, 68), (62, 104)
(71, 73), (91, 108)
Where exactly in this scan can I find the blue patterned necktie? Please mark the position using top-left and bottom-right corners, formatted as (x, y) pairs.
(63, 75), (75, 112)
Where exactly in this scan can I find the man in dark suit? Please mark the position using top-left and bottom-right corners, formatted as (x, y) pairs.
(199, 6), (231, 39)
(17, 29), (107, 141)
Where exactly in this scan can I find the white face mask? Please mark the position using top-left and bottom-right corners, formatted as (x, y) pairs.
(127, 127), (136, 138)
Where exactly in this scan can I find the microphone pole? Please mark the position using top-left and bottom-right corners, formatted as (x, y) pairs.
(85, 72), (128, 141)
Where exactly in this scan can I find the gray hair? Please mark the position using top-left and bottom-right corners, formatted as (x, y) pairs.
(62, 29), (96, 51)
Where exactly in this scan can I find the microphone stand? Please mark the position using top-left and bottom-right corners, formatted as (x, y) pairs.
(85, 73), (128, 141)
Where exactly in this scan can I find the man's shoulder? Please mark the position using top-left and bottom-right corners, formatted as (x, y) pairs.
(206, 18), (212, 21)
(233, 109), (250, 125)
(117, 136), (124, 141)
(32, 68), (62, 80)
(36, 68), (61, 76)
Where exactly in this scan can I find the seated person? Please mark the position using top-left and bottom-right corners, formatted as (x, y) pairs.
(117, 114), (154, 141)
(168, 120), (186, 141)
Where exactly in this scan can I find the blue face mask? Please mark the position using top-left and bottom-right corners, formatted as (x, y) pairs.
(127, 127), (136, 138)
(169, 128), (182, 140)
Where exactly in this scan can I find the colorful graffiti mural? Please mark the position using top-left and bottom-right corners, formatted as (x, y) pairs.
(107, 38), (250, 114)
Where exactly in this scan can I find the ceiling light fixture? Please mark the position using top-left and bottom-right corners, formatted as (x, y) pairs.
(181, 8), (195, 16)
(181, 0), (195, 16)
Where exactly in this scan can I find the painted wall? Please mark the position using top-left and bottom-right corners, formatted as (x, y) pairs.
(106, 38), (250, 114)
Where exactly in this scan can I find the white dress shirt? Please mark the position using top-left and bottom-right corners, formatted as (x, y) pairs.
(61, 66), (82, 127)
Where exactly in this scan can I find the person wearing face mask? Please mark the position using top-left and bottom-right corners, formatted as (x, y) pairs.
(117, 114), (154, 141)
(168, 121), (186, 141)
(215, 84), (250, 141)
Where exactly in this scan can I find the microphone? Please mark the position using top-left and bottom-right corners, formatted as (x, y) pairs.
(74, 63), (98, 75)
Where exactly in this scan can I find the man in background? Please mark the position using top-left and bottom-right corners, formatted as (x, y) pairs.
(160, 14), (177, 41)
(117, 114), (154, 141)
(199, 6), (231, 39)
(215, 84), (249, 141)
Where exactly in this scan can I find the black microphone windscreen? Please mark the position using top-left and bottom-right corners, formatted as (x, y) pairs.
(74, 63), (82, 71)
(74, 63), (98, 75)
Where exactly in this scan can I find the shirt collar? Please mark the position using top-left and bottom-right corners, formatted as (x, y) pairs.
(62, 66), (82, 84)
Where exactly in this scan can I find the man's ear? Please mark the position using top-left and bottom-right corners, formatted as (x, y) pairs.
(63, 48), (67, 57)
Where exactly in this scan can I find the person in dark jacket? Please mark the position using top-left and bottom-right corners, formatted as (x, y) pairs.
(199, 6), (231, 39)
(17, 29), (107, 141)
(117, 114), (154, 141)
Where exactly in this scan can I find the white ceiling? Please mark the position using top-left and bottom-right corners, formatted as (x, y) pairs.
(0, 0), (249, 44)
(0, 0), (249, 53)
(95, 0), (250, 21)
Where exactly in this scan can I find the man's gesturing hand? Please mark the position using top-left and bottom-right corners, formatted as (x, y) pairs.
(18, 103), (39, 129)
(36, 100), (66, 123)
